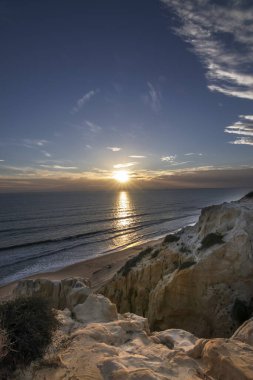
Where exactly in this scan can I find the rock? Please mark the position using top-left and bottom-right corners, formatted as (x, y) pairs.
(20, 313), (208, 380)
(73, 294), (118, 324)
(232, 317), (253, 346)
(201, 338), (253, 380)
(102, 196), (253, 337)
(9, 284), (253, 380)
(13, 277), (92, 311)
(152, 329), (198, 351)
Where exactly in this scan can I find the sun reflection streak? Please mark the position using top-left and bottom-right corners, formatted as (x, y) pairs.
(110, 191), (136, 249)
(116, 191), (131, 228)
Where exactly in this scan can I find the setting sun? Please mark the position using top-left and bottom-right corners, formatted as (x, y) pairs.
(113, 171), (130, 183)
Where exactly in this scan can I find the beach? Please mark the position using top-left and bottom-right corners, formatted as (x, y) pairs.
(0, 238), (162, 300)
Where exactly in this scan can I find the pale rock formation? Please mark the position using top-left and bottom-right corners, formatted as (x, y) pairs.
(232, 317), (253, 346)
(13, 277), (91, 311)
(102, 194), (253, 337)
(73, 293), (118, 323)
(17, 308), (253, 380)
(9, 278), (253, 380)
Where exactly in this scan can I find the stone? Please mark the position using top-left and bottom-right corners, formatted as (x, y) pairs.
(13, 277), (92, 311)
(232, 317), (253, 346)
(73, 294), (118, 324)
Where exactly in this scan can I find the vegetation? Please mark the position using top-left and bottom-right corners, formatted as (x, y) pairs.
(178, 260), (196, 271)
(151, 249), (160, 259)
(244, 191), (253, 199)
(163, 234), (180, 244)
(119, 246), (153, 276)
(179, 244), (191, 254)
(200, 233), (224, 250)
(0, 296), (59, 376)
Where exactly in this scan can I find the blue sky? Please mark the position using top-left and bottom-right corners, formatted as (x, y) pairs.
(1, 0), (253, 191)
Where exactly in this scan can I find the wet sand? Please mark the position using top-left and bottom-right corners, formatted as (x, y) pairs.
(0, 238), (163, 300)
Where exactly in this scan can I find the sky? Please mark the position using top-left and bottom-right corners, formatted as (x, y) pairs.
(1, 0), (253, 192)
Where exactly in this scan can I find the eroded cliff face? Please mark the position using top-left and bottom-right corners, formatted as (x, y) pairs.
(102, 195), (253, 338)
(10, 279), (253, 380)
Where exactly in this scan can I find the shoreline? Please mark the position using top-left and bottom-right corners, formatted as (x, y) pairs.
(0, 237), (163, 300)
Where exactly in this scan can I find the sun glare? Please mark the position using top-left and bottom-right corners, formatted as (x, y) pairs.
(113, 171), (129, 183)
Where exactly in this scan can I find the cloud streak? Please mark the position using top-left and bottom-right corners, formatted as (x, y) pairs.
(72, 90), (97, 113)
(161, 0), (253, 100)
(85, 120), (102, 133)
(129, 155), (146, 158)
(113, 162), (137, 169)
(107, 147), (121, 152)
(40, 165), (78, 170)
(144, 82), (161, 112)
(161, 155), (176, 162)
(225, 114), (253, 146)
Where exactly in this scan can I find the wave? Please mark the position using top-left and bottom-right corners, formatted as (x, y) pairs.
(0, 213), (198, 253)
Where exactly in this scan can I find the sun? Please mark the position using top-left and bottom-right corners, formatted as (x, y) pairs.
(113, 171), (130, 183)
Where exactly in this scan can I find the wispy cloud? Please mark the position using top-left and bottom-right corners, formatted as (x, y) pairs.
(113, 162), (137, 169)
(72, 90), (97, 113)
(225, 114), (253, 146)
(229, 137), (253, 146)
(129, 155), (146, 158)
(85, 120), (102, 133)
(23, 139), (49, 148)
(144, 82), (161, 112)
(161, 155), (176, 162)
(40, 165), (78, 170)
(184, 152), (203, 156)
(41, 150), (51, 158)
(0, 160), (5, 162)
(170, 161), (192, 166)
(161, 0), (253, 100)
(107, 146), (121, 152)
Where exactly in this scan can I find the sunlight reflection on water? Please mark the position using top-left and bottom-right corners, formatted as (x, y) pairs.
(112, 191), (137, 248)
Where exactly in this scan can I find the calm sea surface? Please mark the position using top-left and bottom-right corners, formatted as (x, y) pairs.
(0, 188), (247, 286)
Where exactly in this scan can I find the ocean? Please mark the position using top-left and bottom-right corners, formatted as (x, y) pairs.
(0, 188), (247, 286)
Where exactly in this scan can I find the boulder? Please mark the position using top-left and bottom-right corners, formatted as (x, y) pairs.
(201, 338), (253, 380)
(73, 294), (118, 324)
(232, 317), (253, 346)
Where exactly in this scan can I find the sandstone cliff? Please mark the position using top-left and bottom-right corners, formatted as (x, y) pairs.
(9, 278), (253, 380)
(102, 193), (253, 338)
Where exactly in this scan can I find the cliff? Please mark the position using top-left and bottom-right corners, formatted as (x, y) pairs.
(102, 193), (253, 337)
(9, 278), (253, 379)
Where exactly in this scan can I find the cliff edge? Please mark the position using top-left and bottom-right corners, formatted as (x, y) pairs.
(102, 192), (253, 338)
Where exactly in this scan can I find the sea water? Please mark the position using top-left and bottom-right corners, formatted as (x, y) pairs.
(0, 188), (247, 286)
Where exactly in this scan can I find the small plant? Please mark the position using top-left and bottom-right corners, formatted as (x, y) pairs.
(151, 249), (160, 259)
(179, 244), (191, 254)
(178, 260), (196, 271)
(163, 234), (180, 244)
(200, 233), (224, 250)
(119, 246), (153, 276)
(0, 296), (59, 375)
(244, 191), (253, 199)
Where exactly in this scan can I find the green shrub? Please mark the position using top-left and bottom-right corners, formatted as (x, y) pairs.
(163, 234), (180, 244)
(119, 246), (153, 276)
(200, 233), (224, 250)
(0, 296), (59, 375)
